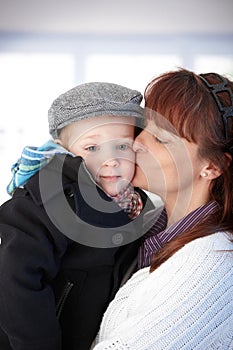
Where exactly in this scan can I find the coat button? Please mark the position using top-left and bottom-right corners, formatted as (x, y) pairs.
(112, 233), (123, 245)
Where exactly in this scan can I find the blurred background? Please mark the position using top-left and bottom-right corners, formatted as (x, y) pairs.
(0, 0), (233, 204)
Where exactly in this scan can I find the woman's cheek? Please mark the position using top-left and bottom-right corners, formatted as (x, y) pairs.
(132, 165), (149, 189)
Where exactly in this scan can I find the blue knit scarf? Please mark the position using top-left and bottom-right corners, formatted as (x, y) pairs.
(7, 140), (71, 195)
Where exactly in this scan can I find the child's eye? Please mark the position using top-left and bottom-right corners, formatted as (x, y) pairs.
(116, 144), (130, 151)
(86, 145), (98, 152)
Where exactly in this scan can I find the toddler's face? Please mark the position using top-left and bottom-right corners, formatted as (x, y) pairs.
(58, 116), (136, 196)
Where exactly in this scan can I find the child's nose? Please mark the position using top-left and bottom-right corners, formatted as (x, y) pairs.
(103, 158), (120, 167)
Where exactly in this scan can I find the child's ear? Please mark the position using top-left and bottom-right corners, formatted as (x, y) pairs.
(54, 139), (63, 146)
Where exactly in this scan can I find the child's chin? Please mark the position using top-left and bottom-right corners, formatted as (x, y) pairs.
(104, 183), (129, 197)
(106, 187), (121, 197)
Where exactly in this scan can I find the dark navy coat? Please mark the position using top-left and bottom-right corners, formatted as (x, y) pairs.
(0, 155), (152, 350)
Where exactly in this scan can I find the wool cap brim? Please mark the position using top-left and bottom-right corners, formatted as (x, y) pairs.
(48, 82), (144, 138)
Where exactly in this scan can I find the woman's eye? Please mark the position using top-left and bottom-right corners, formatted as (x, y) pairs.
(154, 136), (167, 144)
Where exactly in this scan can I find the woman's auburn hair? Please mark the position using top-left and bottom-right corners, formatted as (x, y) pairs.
(144, 68), (233, 272)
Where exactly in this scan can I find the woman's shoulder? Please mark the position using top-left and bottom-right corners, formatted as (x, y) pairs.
(139, 231), (233, 304)
(182, 231), (233, 254)
(161, 231), (233, 273)
(129, 231), (232, 279)
(148, 231), (233, 292)
(118, 231), (233, 295)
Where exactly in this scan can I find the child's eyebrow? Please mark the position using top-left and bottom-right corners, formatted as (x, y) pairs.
(81, 134), (100, 140)
(116, 133), (134, 138)
(80, 134), (134, 141)
(120, 135), (134, 139)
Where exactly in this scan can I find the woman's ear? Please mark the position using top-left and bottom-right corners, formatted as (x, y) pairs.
(200, 162), (222, 180)
(225, 152), (232, 167)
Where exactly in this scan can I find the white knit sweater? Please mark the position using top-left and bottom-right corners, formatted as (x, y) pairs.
(92, 232), (233, 350)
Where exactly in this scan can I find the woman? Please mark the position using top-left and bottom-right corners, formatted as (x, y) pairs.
(92, 69), (233, 349)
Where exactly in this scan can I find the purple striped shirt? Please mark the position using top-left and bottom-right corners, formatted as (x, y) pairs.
(138, 201), (219, 269)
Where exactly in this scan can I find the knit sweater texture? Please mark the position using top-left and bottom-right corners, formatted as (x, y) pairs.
(92, 231), (233, 350)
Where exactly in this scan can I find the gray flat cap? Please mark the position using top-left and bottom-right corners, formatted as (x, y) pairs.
(48, 82), (144, 138)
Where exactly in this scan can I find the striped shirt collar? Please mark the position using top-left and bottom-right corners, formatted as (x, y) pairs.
(138, 201), (219, 269)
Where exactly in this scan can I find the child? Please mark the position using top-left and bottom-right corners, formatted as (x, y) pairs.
(0, 82), (153, 350)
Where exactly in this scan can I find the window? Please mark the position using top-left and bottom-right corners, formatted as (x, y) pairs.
(0, 53), (75, 203)
(195, 55), (233, 77)
(86, 54), (182, 93)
